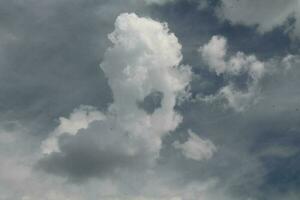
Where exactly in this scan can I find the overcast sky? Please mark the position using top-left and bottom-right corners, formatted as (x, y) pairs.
(1, 0), (300, 200)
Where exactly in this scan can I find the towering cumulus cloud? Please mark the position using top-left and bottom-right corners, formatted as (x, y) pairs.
(100, 13), (191, 157)
(39, 13), (191, 181)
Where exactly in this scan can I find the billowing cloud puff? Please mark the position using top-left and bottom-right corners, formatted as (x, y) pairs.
(100, 12), (191, 161)
(39, 13), (191, 180)
(198, 35), (228, 75)
(173, 130), (217, 161)
(101, 12), (191, 154)
(199, 35), (265, 79)
(199, 35), (265, 111)
(41, 105), (106, 154)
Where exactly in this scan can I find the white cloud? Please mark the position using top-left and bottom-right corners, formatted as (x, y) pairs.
(98, 12), (191, 160)
(199, 35), (265, 79)
(199, 35), (227, 75)
(41, 105), (106, 154)
(218, 83), (260, 112)
(35, 13), (233, 200)
(215, 0), (300, 38)
(41, 12), (191, 172)
(173, 130), (217, 161)
(199, 35), (265, 111)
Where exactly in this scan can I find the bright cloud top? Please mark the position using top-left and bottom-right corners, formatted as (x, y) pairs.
(100, 12), (191, 159)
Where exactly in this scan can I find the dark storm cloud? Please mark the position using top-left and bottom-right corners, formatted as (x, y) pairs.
(37, 120), (148, 182)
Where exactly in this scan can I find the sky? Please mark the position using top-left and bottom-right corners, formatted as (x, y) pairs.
(1, 0), (300, 199)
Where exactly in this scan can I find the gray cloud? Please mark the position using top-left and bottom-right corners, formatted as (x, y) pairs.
(37, 12), (192, 186)
(1, 0), (300, 200)
(37, 121), (148, 182)
(167, 54), (300, 199)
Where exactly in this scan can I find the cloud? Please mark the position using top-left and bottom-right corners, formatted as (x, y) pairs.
(215, 0), (300, 39)
(281, 54), (300, 70)
(39, 12), (192, 181)
(198, 35), (227, 75)
(173, 130), (217, 161)
(41, 105), (106, 154)
(99, 12), (191, 158)
(199, 35), (265, 79)
(0, 122), (80, 200)
(152, 0), (300, 39)
(2, 1), (300, 199)
(38, 121), (150, 181)
(0, 109), (230, 200)
(198, 35), (265, 111)
(144, 0), (177, 5)
(217, 83), (260, 112)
